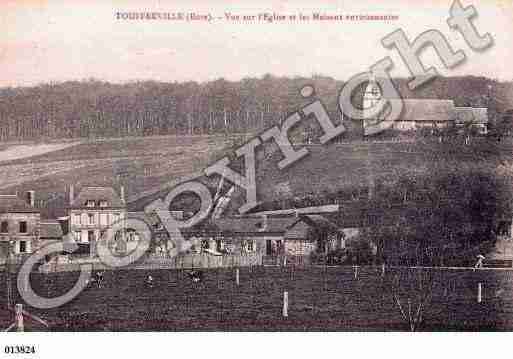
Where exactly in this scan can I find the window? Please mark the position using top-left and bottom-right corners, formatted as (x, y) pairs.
(245, 240), (255, 252)
(99, 200), (108, 208)
(86, 200), (95, 208)
(74, 214), (81, 225)
(88, 214), (95, 225)
(100, 213), (107, 226)
(216, 239), (224, 252)
(1, 221), (8, 233)
(88, 231), (95, 242)
(19, 241), (27, 253)
(112, 214), (120, 224)
(74, 231), (81, 242)
(127, 230), (137, 242)
(19, 221), (27, 234)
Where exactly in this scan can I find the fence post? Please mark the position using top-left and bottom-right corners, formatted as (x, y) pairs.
(354, 265), (358, 280)
(477, 282), (483, 303)
(381, 263), (385, 277)
(283, 291), (289, 318)
(235, 268), (240, 286)
(15, 304), (24, 332)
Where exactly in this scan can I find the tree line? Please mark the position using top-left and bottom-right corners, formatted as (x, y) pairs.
(0, 75), (511, 141)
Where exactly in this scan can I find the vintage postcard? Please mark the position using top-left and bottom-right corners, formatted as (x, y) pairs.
(1, 0), (513, 357)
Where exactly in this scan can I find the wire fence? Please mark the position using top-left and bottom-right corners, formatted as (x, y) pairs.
(2, 264), (513, 331)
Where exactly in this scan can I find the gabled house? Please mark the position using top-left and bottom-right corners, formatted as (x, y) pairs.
(0, 193), (40, 262)
(68, 185), (126, 257)
(284, 214), (346, 256)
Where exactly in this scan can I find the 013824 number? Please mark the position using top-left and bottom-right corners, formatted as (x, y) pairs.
(4, 345), (36, 354)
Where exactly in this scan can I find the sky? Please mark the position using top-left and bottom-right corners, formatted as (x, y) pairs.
(1, 0), (512, 87)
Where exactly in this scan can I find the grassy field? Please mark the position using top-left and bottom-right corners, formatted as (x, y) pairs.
(1, 266), (512, 331)
(258, 138), (513, 199)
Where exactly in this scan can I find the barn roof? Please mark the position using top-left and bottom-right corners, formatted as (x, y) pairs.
(70, 187), (125, 209)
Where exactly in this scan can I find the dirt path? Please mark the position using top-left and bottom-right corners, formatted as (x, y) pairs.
(0, 142), (80, 163)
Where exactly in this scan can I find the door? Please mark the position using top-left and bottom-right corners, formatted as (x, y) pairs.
(266, 240), (272, 256)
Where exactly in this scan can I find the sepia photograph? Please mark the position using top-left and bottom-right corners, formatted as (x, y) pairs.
(1, 0), (513, 357)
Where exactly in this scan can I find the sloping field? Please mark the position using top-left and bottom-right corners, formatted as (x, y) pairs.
(1, 135), (511, 219)
(0, 135), (233, 218)
(1, 266), (512, 331)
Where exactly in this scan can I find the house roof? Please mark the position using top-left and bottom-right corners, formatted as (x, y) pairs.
(284, 214), (343, 240)
(297, 214), (342, 231)
(40, 221), (64, 239)
(388, 99), (456, 122)
(454, 107), (488, 124)
(284, 220), (310, 240)
(211, 216), (297, 235)
(0, 195), (39, 214)
(70, 187), (125, 209)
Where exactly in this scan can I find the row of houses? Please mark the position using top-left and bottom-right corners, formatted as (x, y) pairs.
(0, 186), (360, 267)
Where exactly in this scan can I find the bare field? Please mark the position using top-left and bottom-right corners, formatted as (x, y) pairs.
(0, 142), (80, 163)
(0, 135), (234, 217)
(2, 266), (511, 331)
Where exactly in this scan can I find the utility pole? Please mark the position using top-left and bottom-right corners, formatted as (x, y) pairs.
(6, 239), (14, 309)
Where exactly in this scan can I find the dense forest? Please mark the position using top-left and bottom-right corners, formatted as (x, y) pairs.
(0, 75), (512, 141)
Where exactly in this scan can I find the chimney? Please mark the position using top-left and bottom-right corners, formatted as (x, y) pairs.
(26, 191), (35, 207)
(120, 186), (125, 204)
(69, 184), (74, 206)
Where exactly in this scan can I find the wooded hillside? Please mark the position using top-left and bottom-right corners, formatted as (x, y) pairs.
(0, 75), (511, 141)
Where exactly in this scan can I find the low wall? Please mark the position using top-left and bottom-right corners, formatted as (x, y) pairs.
(38, 253), (264, 273)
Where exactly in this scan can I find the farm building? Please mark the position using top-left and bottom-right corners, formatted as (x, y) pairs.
(454, 107), (488, 134)
(179, 214), (347, 264)
(362, 78), (488, 133)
